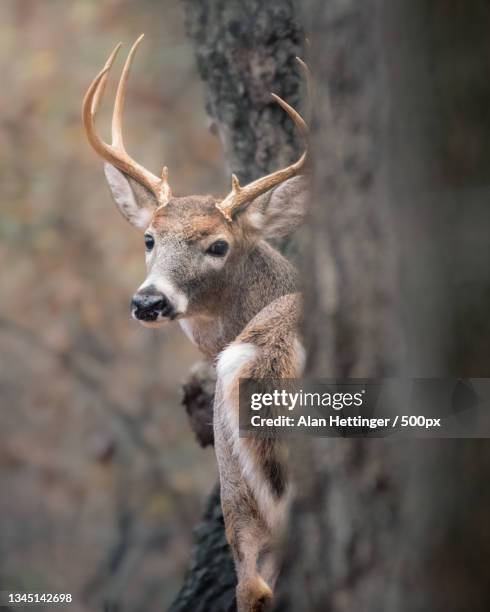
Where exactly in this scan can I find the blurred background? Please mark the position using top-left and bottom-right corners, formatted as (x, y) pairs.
(2, 1), (490, 611)
(0, 1), (225, 609)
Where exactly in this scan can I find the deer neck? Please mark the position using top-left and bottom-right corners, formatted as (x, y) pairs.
(179, 241), (297, 357)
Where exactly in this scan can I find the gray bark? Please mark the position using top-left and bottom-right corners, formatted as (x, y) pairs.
(275, 1), (490, 611)
(274, 2), (404, 610)
(182, 0), (304, 184)
(300, 0), (401, 378)
(168, 485), (237, 612)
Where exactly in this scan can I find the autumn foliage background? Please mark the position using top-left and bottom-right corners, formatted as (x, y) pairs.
(0, 1), (224, 609)
(3, 1), (490, 611)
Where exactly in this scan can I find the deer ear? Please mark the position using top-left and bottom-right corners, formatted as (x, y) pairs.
(104, 163), (156, 231)
(244, 175), (310, 239)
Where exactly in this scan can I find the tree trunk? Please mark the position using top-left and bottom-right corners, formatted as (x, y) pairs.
(171, 2), (304, 609)
(182, 0), (304, 185)
(273, 2), (403, 610)
(274, 1), (490, 611)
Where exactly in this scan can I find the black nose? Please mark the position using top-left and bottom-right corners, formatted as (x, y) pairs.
(131, 290), (172, 321)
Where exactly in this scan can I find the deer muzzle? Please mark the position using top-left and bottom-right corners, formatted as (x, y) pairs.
(131, 288), (175, 323)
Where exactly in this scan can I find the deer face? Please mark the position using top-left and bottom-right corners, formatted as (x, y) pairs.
(83, 36), (308, 328)
(136, 197), (233, 325)
(105, 166), (239, 326)
(104, 164), (309, 327)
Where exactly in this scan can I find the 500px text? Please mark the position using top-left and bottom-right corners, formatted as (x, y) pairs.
(250, 414), (441, 429)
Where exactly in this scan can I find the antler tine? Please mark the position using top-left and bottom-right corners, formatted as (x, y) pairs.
(91, 43), (121, 116)
(270, 92), (308, 141)
(82, 64), (119, 165)
(112, 34), (143, 149)
(295, 56), (313, 116)
(216, 58), (309, 222)
(82, 36), (172, 206)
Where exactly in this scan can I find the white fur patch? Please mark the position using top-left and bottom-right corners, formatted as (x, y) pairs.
(215, 341), (291, 531)
(294, 338), (306, 375)
(215, 341), (257, 453)
(238, 438), (292, 532)
(216, 342), (258, 393)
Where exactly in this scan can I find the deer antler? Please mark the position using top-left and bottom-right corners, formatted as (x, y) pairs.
(82, 35), (172, 206)
(216, 58), (310, 222)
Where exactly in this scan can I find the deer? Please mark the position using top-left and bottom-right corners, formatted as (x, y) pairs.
(82, 34), (309, 612)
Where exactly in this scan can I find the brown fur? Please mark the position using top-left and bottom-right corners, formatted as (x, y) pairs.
(214, 293), (304, 611)
(85, 40), (310, 608)
(103, 166), (309, 611)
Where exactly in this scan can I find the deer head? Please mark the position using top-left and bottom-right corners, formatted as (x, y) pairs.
(82, 35), (309, 329)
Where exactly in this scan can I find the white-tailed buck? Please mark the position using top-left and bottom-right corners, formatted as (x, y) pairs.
(83, 34), (309, 611)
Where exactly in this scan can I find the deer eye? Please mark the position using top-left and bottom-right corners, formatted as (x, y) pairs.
(206, 240), (229, 257)
(144, 234), (155, 251)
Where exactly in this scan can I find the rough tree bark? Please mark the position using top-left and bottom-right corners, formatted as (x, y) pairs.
(272, 2), (404, 610)
(170, 2), (304, 610)
(274, 1), (490, 611)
